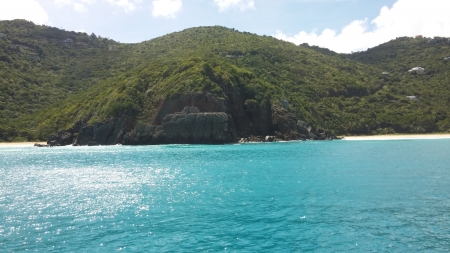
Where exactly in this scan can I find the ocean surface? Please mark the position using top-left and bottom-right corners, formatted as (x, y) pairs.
(1, 140), (450, 252)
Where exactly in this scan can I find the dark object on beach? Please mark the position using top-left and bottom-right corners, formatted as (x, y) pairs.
(34, 143), (49, 147)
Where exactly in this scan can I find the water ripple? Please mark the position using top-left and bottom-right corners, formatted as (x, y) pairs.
(1, 140), (450, 252)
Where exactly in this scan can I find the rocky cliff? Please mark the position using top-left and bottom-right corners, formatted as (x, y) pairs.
(47, 92), (338, 146)
(74, 117), (134, 146)
(123, 106), (236, 145)
(151, 93), (227, 125)
(47, 117), (135, 146)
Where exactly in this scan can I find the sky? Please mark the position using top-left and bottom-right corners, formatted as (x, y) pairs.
(1, 0), (449, 53)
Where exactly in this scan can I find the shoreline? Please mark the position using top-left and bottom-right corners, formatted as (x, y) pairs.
(341, 133), (450, 141)
(1, 134), (450, 147)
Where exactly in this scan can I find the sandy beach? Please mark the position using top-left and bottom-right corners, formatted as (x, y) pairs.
(1, 134), (450, 146)
(342, 134), (450, 141)
(0, 142), (47, 147)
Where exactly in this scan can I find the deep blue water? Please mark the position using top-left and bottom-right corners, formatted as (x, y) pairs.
(1, 140), (450, 252)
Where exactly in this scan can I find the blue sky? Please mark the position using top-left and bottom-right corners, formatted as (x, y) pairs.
(1, 0), (449, 53)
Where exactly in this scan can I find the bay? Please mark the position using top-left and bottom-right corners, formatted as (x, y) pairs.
(1, 140), (450, 252)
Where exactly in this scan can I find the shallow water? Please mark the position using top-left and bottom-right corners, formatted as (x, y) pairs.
(1, 140), (450, 252)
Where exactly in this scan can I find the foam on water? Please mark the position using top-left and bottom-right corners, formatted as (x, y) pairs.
(1, 140), (450, 252)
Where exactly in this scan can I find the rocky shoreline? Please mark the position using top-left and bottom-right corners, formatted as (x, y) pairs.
(45, 93), (340, 147)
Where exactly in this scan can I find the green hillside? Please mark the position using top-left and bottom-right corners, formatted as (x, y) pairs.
(347, 37), (450, 133)
(0, 20), (128, 139)
(1, 20), (449, 141)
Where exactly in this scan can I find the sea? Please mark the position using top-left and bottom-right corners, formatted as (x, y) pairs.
(1, 139), (450, 252)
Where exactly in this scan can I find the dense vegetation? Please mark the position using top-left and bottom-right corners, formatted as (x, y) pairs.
(0, 20), (449, 141)
(347, 36), (450, 133)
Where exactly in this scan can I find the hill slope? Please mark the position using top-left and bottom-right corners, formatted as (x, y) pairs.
(1, 21), (449, 142)
(347, 36), (450, 133)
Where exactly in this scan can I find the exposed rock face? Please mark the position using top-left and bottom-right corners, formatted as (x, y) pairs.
(297, 120), (309, 135)
(271, 106), (305, 140)
(34, 143), (49, 147)
(279, 99), (289, 110)
(314, 129), (339, 140)
(239, 136), (265, 143)
(265, 136), (275, 142)
(162, 111), (234, 144)
(181, 106), (200, 114)
(47, 130), (74, 146)
(123, 107), (237, 145)
(47, 92), (339, 146)
(245, 101), (272, 137)
(122, 125), (162, 145)
(152, 93), (227, 125)
(74, 117), (134, 146)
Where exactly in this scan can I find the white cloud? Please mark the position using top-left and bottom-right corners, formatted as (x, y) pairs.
(55, 0), (89, 12)
(54, 0), (138, 12)
(54, 0), (72, 5)
(214, 0), (254, 12)
(73, 2), (88, 12)
(152, 0), (182, 18)
(0, 0), (49, 24)
(275, 0), (450, 53)
(107, 0), (136, 12)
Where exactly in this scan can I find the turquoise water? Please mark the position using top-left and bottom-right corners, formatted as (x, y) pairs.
(1, 140), (450, 252)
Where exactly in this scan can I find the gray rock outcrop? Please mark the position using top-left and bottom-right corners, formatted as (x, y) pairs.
(123, 107), (237, 145)
(74, 117), (134, 146)
(271, 106), (304, 140)
(152, 93), (227, 125)
(47, 130), (74, 146)
(47, 92), (339, 146)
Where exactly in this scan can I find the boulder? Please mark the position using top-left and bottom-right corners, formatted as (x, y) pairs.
(265, 135), (275, 142)
(307, 132), (317, 140)
(49, 140), (60, 146)
(279, 99), (289, 110)
(47, 130), (74, 146)
(34, 143), (49, 147)
(297, 120), (310, 134)
(238, 136), (265, 143)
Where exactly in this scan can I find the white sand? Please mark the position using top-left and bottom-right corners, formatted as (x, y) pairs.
(0, 142), (47, 147)
(1, 135), (450, 146)
(342, 134), (450, 141)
